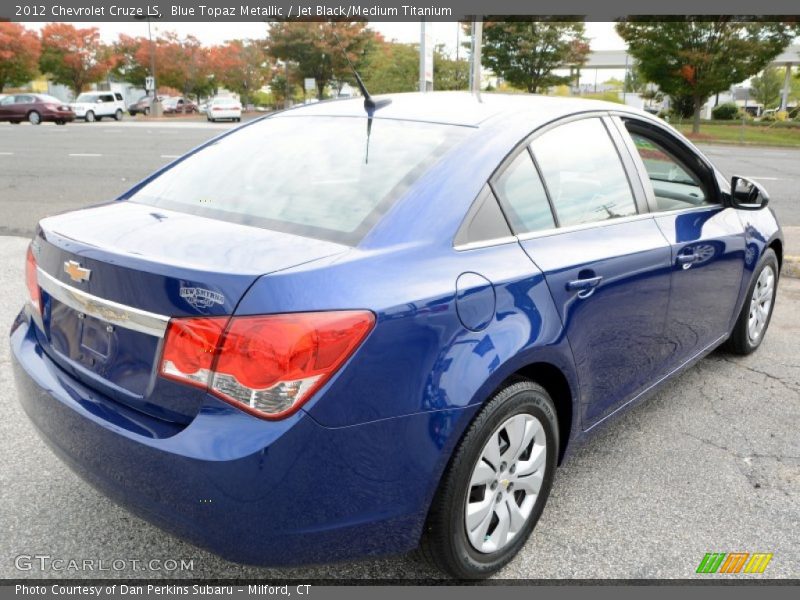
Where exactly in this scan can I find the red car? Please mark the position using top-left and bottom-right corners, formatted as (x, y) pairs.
(0, 93), (75, 125)
(161, 96), (198, 114)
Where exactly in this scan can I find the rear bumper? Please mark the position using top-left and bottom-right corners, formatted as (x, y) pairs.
(10, 311), (465, 565)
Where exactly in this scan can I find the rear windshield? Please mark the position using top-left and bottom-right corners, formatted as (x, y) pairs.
(128, 115), (470, 245)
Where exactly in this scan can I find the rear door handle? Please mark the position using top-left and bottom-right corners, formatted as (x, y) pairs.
(566, 275), (603, 298)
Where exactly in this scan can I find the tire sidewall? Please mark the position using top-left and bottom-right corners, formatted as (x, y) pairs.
(28, 111), (41, 125)
(443, 384), (558, 577)
(85, 111), (95, 123)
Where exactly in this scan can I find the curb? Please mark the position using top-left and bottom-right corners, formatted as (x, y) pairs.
(784, 256), (800, 279)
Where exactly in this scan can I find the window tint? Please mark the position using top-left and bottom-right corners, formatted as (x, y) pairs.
(531, 118), (637, 227)
(129, 116), (470, 245)
(114, 93), (123, 101)
(493, 151), (555, 234)
(629, 132), (709, 211)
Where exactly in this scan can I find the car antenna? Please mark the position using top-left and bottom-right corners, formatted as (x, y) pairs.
(330, 26), (391, 164)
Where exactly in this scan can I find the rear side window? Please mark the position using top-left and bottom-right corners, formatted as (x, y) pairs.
(114, 93), (123, 101)
(493, 151), (555, 234)
(129, 116), (470, 245)
(531, 118), (637, 227)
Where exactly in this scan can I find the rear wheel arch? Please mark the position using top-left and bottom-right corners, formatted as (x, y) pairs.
(769, 238), (783, 272)
(505, 362), (574, 464)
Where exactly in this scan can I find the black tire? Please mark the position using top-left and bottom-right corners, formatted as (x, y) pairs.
(10, 120), (20, 125)
(419, 380), (559, 579)
(143, 107), (150, 116)
(28, 111), (41, 125)
(114, 109), (123, 121)
(85, 110), (95, 123)
(725, 248), (779, 355)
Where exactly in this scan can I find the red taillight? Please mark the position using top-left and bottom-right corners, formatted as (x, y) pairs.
(160, 317), (227, 389)
(159, 311), (375, 419)
(44, 103), (58, 110)
(25, 245), (40, 313)
(212, 107), (222, 111)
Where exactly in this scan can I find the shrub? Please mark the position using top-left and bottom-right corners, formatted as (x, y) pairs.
(711, 102), (739, 120)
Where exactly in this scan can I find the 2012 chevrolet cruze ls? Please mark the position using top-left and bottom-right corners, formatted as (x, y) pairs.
(11, 93), (782, 578)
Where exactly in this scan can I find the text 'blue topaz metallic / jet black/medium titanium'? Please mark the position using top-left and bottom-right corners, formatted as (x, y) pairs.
(10, 92), (782, 578)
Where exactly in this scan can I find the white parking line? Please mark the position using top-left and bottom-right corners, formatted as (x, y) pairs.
(68, 153), (103, 157)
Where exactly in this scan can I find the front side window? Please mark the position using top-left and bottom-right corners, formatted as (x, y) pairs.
(628, 132), (710, 211)
(129, 116), (471, 245)
(531, 118), (637, 227)
(493, 151), (555, 234)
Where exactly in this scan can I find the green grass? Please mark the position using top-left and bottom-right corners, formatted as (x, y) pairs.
(673, 122), (800, 148)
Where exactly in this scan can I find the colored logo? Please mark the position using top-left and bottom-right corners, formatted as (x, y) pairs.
(64, 260), (91, 283)
(696, 552), (773, 574)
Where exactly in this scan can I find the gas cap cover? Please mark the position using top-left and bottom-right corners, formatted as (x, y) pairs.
(455, 272), (496, 331)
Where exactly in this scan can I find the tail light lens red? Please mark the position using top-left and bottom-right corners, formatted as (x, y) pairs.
(25, 245), (40, 313)
(159, 311), (375, 419)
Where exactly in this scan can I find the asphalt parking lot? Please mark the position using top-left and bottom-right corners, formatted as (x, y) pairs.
(0, 118), (798, 579)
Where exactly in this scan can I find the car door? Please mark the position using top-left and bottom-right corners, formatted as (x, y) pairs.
(493, 115), (673, 429)
(0, 95), (16, 120)
(615, 117), (745, 370)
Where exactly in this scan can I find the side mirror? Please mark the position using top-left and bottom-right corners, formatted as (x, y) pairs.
(730, 176), (769, 210)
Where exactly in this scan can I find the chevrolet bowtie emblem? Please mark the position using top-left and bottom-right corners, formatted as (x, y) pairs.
(64, 260), (91, 283)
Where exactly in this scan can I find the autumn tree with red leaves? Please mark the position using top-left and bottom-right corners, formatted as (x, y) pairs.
(0, 22), (41, 92)
(39, 23), (116, 98)
(209, 39), (270, 104)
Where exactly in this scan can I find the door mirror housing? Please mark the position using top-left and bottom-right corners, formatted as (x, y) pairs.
(730, 176), (769, 210)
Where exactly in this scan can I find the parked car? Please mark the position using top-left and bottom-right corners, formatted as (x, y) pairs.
(162, 96), (198, 114)
(11, 93), (782, 578)
(0, 93), (75, 125)
(128, 95), (164, 116)
(205, 97), (242, 122)
(70, 91), (126, 122)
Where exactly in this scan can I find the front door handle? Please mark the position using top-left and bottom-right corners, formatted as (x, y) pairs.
(566, 275), (603, 298)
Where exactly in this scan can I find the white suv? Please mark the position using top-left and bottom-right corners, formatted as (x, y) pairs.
(71, 92), (127, 122)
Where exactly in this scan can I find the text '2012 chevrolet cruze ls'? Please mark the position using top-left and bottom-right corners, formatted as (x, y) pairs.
(11, 93), (782, 578)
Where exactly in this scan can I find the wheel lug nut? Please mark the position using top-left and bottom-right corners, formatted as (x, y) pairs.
(499, 462), (507, 472)
(509, 464), (516, 474)
(490, 481), (498, 490)
(496, 492), (502, 503)
(507, 482), (514, 492)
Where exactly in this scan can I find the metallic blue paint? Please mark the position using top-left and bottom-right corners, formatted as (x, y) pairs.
(10, 93), (783, 566)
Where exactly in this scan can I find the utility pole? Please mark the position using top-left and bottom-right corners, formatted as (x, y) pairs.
(471, 19), (483, 96)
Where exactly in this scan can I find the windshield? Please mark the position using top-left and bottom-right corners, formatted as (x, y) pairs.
(75, 94), (98, 103)
(129, 115), (470, 245)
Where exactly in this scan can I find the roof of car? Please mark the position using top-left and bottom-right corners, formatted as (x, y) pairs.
(278, 91), (650, 128)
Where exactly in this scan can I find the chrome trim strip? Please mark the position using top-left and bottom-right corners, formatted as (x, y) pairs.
(37, 268), (170, 338)
(454, 236), (518, 252)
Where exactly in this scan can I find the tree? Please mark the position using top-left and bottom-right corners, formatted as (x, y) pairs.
(267, 21), (372, 100)
(111, 34), (149, 88)
(616, 19), (799, 133)
(39, 23), (115, 98)
(750, 67), (784, 109)
(361, 40), (418, 94)
(434, 45), (469, 91)
(478, 19), (590, 93)
(209, 39), (270, 104)
(0, 23), (41, 92)
(138, 32), (214, 101)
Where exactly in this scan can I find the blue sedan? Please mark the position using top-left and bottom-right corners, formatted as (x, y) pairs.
(10, 93), (782, 578)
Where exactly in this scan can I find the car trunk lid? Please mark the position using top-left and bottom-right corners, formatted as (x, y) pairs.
(32, 201), (348, 423)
